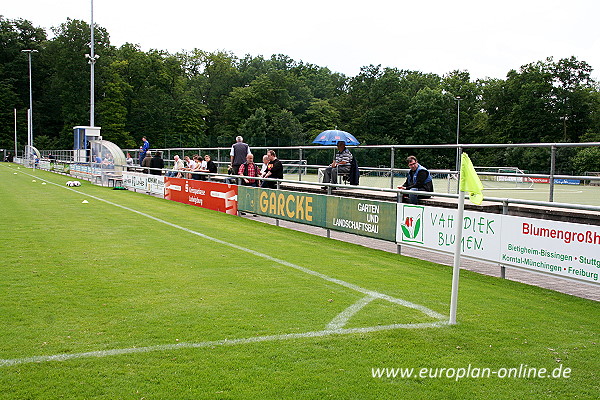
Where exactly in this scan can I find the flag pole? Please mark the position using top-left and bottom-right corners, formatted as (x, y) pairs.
(449, 190), (465, 325)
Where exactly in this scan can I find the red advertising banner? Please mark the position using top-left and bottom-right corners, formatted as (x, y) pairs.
(530, 177), (550, 183)
(164, 177), (238, 215)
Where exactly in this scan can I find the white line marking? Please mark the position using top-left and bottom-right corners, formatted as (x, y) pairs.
(0, 321), (448, 367)
(326, 296), (376, 331)
(1, 166), (448, 366)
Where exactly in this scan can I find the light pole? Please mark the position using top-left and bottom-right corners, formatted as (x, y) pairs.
(22, 49), (38, 154)
(454, 95), (462, 173)
(85, 0), (99, 127)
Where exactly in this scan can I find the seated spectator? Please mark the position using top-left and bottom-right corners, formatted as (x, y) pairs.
(398, 155), (434, 204)
(183, 155), (195, 179)
(167, 155), (185, 177)
(204, 155), (218, 173)
(190, 155), (203, 180)
(102, 153), (114, 168)
(238, 153), (259, 186)
(323, 141), (352, 187)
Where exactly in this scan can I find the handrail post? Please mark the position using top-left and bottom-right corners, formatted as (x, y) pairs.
(390, 147), (395, 189)
(549, 145), (556, 202)
(456, 146), (463, 194)
(275, 180), (281, 226)
(298, 148), (303, 181)
(396, 190), (402, 254)
(500, 200), (509, 279)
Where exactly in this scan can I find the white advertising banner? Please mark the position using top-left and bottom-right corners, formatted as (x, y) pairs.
(396, 204), (599, 285)
(396, 204), (502, 262)
(122, 172), (164, 195)
(500, 216), (600, 284)
(38, 160), (51, 170)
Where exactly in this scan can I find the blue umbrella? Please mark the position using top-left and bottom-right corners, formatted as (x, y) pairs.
(312, 130), (360, 146)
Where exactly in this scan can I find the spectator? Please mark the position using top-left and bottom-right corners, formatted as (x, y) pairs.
(167, 155), (184, 177)
(190, 155), (203, 180)
(204, 155), (218, 175)
(139, 136), (150, 165)
(126, 153), (134, 166)
(238, 153), (259, 186)
(322, 141), (352, 186)
(261, 150), (283, 189)
(260, 154), (269, 177)
(194, 155), (211, 181)
(230, 136), (251, 175)
(398, 155), (434, 204)
(183, 155), (195, 179)
(102, 153), (114, 168)
(142, 151), (153, 174)
(150, 151), (165, 176)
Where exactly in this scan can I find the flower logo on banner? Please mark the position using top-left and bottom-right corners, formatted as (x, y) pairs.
(401, 205), (424, 243)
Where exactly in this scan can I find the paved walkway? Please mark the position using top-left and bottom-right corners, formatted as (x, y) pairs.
(241, 214), (600, 302)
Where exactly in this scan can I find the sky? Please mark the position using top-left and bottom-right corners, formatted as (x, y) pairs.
(3, 0), (599, 80)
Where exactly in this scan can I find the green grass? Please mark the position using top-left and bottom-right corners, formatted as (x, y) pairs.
(0, 164), (598, 399)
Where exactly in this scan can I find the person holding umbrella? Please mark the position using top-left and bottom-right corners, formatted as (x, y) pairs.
(322, 141), (353, 187)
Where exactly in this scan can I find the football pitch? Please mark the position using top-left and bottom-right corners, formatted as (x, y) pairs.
(0, 164), (598, 399)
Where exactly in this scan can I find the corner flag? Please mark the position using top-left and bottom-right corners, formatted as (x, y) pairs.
(459, 153), (484, 205)
(449, 152), (485, 325)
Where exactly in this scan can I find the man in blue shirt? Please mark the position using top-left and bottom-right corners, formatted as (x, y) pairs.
(398, 155), (434, 204)
(139, 136), (150, 165)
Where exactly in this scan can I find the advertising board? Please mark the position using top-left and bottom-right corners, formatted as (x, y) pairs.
(396, 204), (502, 261)
(327, 196), (397, 241)
(164, 177), (237, 215)
(396, 204), (599, 284)
(238, 186), (326, 226)
(122, 172), (165, 195)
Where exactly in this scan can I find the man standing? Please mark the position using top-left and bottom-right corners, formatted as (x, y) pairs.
(323, 141), (352, 186)
(261, 150), (283, 189)
(139, 136), (150, 165)
(142, 151), (153, 174)
(230, 136), (251, 174)
(398, 155), (434, 204)
(150, 151), (165, 176)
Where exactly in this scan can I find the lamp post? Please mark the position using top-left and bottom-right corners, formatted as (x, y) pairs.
(22, 49), (38, 154)
(454, 96), (463, 173)
(85, 0), (99, 127)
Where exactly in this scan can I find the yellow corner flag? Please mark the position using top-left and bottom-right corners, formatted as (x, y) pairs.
(460, 153), (484, 205)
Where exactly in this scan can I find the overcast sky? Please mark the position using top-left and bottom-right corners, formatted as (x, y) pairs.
(3, 0), (599, 80)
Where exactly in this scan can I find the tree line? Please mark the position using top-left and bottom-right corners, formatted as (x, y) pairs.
(1, 17), (599, 173)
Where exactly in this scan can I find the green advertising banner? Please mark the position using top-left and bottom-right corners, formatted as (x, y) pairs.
(238, 186), (327, 227)
(326, 196), (397, 241)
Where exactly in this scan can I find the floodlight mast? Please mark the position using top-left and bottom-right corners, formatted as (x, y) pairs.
(86, 0), (99, 127)
(21, 49), (38, 152)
